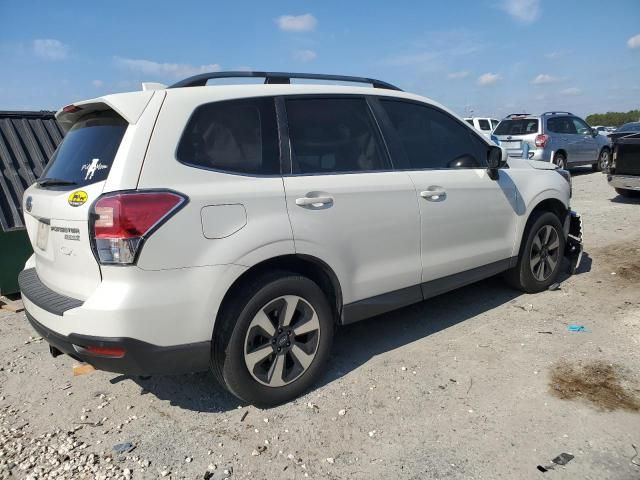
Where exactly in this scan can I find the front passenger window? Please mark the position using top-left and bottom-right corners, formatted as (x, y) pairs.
(381, 100), (486, 169)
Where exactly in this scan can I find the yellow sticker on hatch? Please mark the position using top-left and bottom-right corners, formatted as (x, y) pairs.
(68, 190), (88, 207)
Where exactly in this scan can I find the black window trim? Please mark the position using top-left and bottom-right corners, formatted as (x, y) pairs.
(279, 93), (394, 177)
(174, 95), (284, 178)
(371, 96), (492, 171)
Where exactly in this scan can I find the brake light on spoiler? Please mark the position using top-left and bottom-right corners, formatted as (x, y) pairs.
(90, 190), (187, 265)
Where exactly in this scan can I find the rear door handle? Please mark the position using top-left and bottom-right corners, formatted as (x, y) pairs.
(295, 195), (334, 207)
(420, 187), (447, 201)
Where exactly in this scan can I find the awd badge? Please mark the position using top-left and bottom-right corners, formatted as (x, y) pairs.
(68, 190), (88, 207)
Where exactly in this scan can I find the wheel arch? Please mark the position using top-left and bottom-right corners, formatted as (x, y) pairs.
(213, 254), (343, 340)
(515, 195), (569, 256)
(555, 148), (568, 161)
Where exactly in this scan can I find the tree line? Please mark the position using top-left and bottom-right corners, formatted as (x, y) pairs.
(585, 110), (640, 127)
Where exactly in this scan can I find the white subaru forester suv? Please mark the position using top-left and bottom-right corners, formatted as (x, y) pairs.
(19, 72), (582, 407)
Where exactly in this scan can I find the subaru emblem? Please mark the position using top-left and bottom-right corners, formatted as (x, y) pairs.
(25, 196), (33, 212)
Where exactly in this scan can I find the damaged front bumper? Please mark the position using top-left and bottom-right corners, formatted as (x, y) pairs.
(564, 210), (583, 274)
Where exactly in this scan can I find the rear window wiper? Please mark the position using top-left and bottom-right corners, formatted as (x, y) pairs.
(36, 177), (77, 187)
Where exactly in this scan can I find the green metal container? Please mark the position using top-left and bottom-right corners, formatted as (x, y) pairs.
(0, 229), (33, 295)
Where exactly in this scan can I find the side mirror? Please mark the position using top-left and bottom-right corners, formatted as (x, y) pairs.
(487, 146), (504, 180)
(591, 128), (598, 137)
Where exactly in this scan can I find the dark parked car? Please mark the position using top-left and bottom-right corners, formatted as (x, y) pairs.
(607, 122), (640, 144)
(606, 129), (640, 197)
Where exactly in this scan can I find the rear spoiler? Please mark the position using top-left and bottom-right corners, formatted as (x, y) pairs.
(55, 90), (160, 132)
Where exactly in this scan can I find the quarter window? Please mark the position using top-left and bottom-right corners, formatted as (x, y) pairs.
(285, 98), (388, 174)
(381, 100), (487, 169)
(177, 97), (280, 175)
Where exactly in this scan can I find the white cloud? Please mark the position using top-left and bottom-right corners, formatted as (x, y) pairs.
(544, 50), (569, 59)
(447, 71), (470, 79)
(500, 0), (541, 23)
(114, 57), (221, 78)
(560, 87), (582, 96)
(33, 39), (68, 61)
(276, 14), (317, 32)
(292, 49), (317, 62)
(92, 79), (104, 88)
(628, 34), (640, 49)
(477, 72), (501, 86)
(531, 73), (560, 85)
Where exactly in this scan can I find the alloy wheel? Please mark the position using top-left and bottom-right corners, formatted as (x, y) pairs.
(599, 150), (609, 170)
(530, 225), (561, 281)
(243, 295), (320, 387)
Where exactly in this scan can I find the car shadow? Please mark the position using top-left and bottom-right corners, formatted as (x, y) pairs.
(122, 275), (528, 412)
(611, 193), (640, 204)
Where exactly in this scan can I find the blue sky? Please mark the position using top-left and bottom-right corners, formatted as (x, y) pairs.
(1, 0), (639, 118)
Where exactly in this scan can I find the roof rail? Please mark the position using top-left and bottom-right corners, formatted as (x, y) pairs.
(542, 111), (573, 116)
(505, 113), (531, 118)
(168, 71), (402, 91)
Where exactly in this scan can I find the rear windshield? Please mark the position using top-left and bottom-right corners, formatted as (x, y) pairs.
(494, 119), (539, 136)
(618, 123), (640, 133)
(41, 111), (127, 187)
(478, 119), (491, 131)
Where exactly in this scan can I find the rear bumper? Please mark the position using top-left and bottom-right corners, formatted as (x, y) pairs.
(18, 264), (247, 375)
(24, 308), (210, 375)
(607, 174), (640, 191)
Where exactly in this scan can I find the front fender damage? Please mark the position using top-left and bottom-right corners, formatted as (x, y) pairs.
(563, 210), (583, 274)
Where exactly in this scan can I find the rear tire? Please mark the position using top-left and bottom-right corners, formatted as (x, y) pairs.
(211, 272), (334, 407)
(553, 152), (567, 170)
(592, 148), (609, 172)
(505, 211), (566, 293)
(615, 188), (640, 198)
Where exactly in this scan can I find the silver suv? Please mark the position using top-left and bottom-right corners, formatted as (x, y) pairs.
(493, 112), (610, 171)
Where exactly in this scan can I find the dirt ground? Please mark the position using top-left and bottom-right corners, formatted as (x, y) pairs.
(1, 168), (639, 480)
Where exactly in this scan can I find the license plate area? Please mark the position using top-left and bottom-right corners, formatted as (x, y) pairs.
(502, 140), (522, 149)
(36, 219), (50, 251)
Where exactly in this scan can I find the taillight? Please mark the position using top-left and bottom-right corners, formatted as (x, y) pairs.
(90, 191), (187, 265)
(535, 134), (549, 148)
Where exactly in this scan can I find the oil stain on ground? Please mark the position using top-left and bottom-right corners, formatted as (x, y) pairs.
(596, 241), (640, 282)
(550, 360), (640, 412)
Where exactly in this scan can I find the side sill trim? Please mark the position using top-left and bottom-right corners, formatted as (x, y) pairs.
(341, 257), (516, 325)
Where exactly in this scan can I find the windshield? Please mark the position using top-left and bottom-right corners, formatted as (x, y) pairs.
(494, 119), (539, 136)
(617, 123), (640, 133)
(41, 111), (127, 187)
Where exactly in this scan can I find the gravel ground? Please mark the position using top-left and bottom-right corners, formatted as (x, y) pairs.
(1, 169), (639, 480)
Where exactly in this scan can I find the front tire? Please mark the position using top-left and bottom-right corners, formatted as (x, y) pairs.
(212, 272), (334, 407)
(505, 211), (566, 293)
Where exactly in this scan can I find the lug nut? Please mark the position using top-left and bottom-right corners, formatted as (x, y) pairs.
(286, 342), (291, 347)
(277, 347), (281, 352)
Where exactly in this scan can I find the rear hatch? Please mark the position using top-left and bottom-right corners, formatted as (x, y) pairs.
(493, 117), (540, 158)
(613, 133), (640, 176)
(22, 91), (159, 301)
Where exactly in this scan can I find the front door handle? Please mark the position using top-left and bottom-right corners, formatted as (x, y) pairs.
(295, 195), (334, 207)
(420, 187), (447, 201)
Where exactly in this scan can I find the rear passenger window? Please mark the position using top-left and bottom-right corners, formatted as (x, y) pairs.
(381, 100), (486, 169)
(177, 98), (279, 175)
(547, 117), (577, 134)
(286, 98), (389, 174)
